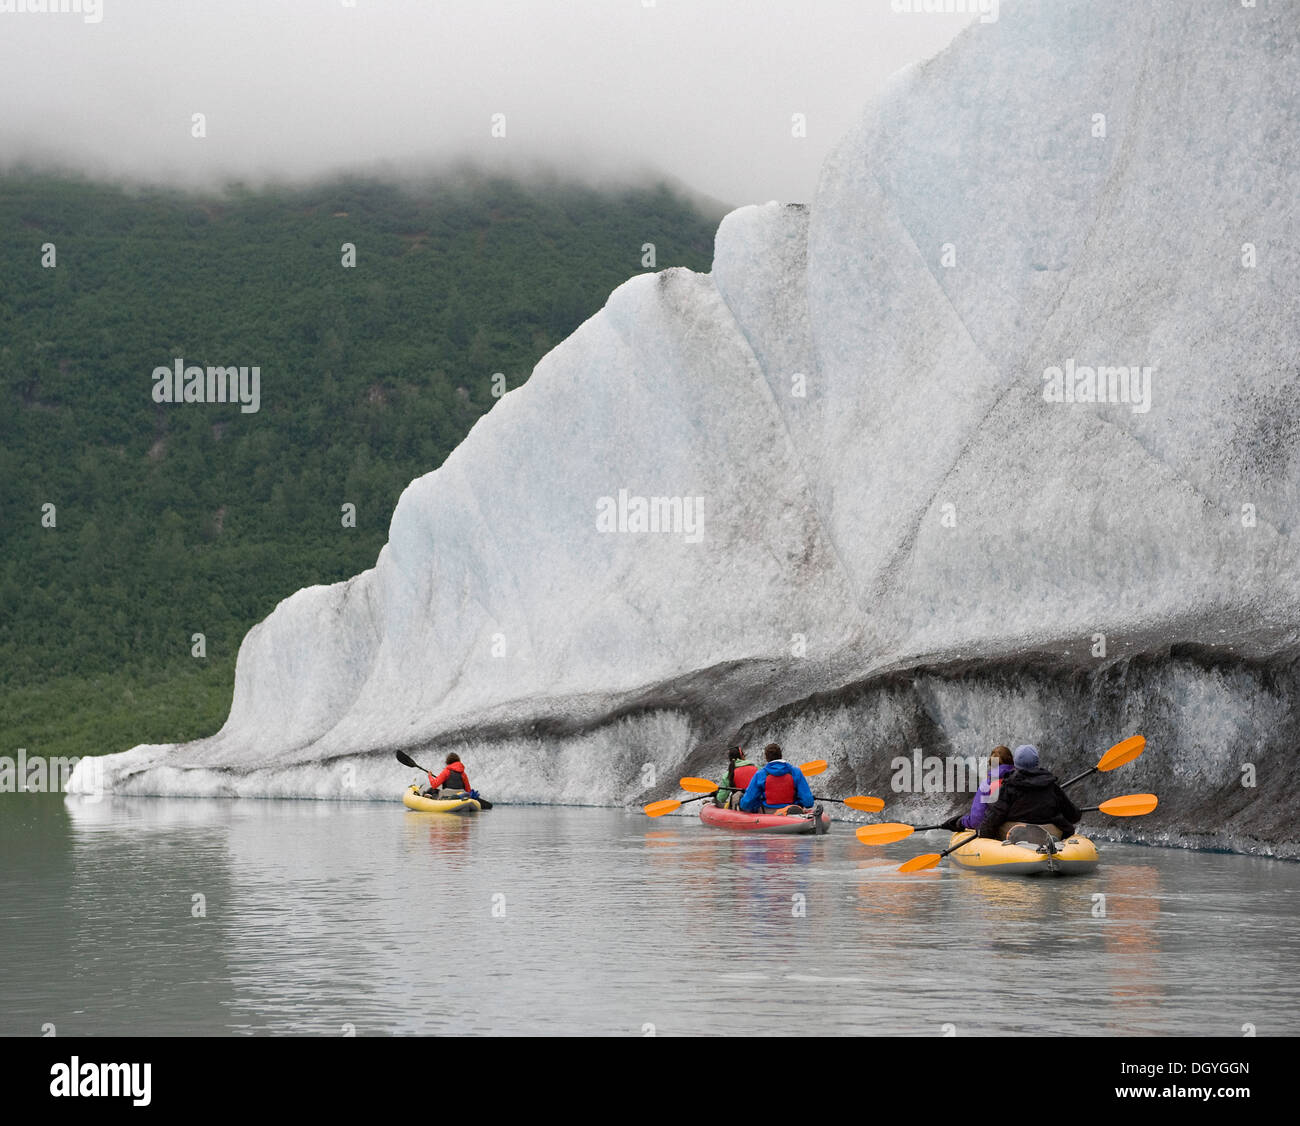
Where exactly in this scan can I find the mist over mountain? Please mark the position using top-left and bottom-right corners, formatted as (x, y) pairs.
(0, 0), (969, 207)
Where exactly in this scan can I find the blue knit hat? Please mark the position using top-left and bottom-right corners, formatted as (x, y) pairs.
(1013, 744), (1040, 769)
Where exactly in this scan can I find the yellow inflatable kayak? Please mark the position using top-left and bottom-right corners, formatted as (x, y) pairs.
(947, 823), (1099, 877)
(402, 785), (482, 814)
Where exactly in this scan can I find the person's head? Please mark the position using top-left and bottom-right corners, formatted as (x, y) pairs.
(445, 752), (461, 765)
(990, 745), (1013, 768)
(764, 743), (783, 762)
(728, 746), (744, 762)
(1012, 744), (1039, 770)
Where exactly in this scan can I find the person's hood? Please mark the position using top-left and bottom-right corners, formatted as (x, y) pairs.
(1013, 744), (1041, 769)
(1010, 766), (1058, 788)
(763, 760), (794, 776)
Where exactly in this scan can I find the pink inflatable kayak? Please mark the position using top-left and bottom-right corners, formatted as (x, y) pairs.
(699, 803), (830, 835)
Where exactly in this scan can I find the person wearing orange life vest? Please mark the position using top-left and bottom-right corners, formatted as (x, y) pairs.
(739, 743), (816, 814)
(420, 752), (474, 798)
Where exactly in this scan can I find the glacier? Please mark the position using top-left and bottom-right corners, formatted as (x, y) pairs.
(70, 0), (1300, 855)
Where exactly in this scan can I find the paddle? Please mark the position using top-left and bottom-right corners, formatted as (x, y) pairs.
(395, 750), (493, 810)
(1081, 792), (1158, 817)
(897, 793), (1158, 873)
(1061, 735), (1145, 787)
(856, 791), (1161, 846)
(396, 749), (434, 776)
(819, 795), (885, 812)
(643, 792), (715, 817)
(679, 777), (719, 792)
(856, 821), (950, 846)
(684, 760), (824, 787)
(637, 775), (733, 816)
(897, 735), (1148, 846)
(643, 763), (873, 817)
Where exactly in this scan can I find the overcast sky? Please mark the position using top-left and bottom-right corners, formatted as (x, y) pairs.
(0, 0), (976, 208)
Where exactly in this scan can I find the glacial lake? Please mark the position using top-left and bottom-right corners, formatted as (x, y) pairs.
(3, 794), (1297, 1036)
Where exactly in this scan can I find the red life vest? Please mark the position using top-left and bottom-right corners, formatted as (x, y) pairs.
(430, 763), (471, 792)
(763, 769), (796, 806)
(732, 763), (757, 790)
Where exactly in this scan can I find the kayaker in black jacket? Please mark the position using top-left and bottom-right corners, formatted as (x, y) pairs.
(977, 745), (1082, 839)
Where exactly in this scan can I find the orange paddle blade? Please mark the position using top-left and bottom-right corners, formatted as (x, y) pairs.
(843, 796), (885, 813)
(1098, 792), (1158, 816)
(797, 760), (828, 777)
(855, 822), (915, 845)
(899, 853), (942, 873)
(1096, 735), (1145, 772)
(679, 778), (718, 793)
(643, 800), (682, 817)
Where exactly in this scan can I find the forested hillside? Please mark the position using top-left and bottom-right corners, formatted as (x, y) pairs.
(0, 170), (723, 757)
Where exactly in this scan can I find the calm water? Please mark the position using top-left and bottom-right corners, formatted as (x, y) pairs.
(2, 794), (1297, 1036)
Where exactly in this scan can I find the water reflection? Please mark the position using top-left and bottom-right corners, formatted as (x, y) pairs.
(1098, 863), (1164, 1027)
(638, 816), (833, 953)
(400, 807), (475, 858)
(64, 793), (235, 831)
(850, 858), (942, 925)
(958, 868), (1079, 921)
(4, 800), (1294, 1035)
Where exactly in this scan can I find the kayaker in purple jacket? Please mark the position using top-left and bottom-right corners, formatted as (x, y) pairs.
(940, 745), (1015, 832)
(977, 745), (1083, 839)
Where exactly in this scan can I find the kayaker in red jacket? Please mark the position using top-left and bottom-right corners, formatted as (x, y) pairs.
(422, 752), (472, 797)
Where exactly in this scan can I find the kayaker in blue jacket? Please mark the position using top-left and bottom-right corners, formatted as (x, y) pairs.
(940, 745), (1014, 831)
(739, 744), (816, 813)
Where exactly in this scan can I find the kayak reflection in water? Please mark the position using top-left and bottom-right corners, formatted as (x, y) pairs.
(419, 752), (492, 809)
(714, 746), (758, 809)
(977, 744), (1081, 840)
(739, 743), (821, 819)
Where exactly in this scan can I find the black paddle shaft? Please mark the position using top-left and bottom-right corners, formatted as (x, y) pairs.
(395, 750), (432, 775)
(1061, 765), (1096, 788)
(941, 831), (979, 858)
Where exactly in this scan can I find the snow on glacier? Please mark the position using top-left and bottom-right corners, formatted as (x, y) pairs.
(70, 0), (1300, 851)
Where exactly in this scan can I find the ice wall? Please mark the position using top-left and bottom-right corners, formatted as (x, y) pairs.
(72, 0), (1300, 849)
